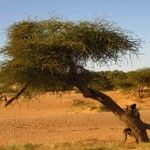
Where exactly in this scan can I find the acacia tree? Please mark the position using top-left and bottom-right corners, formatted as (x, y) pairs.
(0, 18), (150, 142)
(127, 68), (150, 98)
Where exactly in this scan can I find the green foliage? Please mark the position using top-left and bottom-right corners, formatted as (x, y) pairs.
(127, 68), (150, 87)
(106, 70), (130, 90)
(87, 68), (150, 97)
(127, 68), (150, 97)
(89, 71), (114, 91)
(88, 70), (132, 91)
(0, 18), (139, 97)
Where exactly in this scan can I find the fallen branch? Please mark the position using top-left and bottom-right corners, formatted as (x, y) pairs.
(5, 82), (30, 107)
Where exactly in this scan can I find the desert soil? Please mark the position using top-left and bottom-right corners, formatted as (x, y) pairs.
(0, 91), (150, 146)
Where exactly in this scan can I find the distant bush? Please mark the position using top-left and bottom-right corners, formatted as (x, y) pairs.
(89, 71), (114, 91)
(72, 99), (109, 112)
(127, 68), (150, 98)
(87, 68), (150, 98)
(72, 99), (98, 110)
(21, 143), (40, 150)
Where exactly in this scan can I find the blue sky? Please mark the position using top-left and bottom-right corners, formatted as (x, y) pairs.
(0, 0), (150, 71)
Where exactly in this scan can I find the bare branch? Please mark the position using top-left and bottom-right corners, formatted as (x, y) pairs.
(5, 82), (30, 107)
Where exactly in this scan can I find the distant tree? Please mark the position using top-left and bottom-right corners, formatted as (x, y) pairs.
(89, 71), (114, 91)
(127, 68), (150, 98)
(1, 18), (150, 142)
(106, 70), (128, 90)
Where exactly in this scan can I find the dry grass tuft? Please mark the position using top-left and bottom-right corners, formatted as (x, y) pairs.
(72, 99), (109, 112)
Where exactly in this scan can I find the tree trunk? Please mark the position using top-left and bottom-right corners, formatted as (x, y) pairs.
(74, 81), (150, 143)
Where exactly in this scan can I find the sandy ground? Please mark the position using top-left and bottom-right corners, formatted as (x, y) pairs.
(0, 91), (150, 146)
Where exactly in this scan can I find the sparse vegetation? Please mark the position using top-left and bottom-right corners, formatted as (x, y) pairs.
(88, 68), (150, 98)
(52, 141), (150, 150)
(0, 144), (47, 150)
(1, 142), (150, 150)
(72, 99), (109, 112)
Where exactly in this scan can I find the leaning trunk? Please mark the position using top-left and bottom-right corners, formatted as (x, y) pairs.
(75, 81), (149, 143)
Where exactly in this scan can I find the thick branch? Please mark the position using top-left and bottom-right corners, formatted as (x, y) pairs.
(144, 123), (150, 130)
(5, 82), (30, 107)
(76, 83), (125, 120)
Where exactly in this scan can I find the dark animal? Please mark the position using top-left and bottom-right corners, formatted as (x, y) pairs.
(123, 127), (138, 143)
(123, 104), (139, 143)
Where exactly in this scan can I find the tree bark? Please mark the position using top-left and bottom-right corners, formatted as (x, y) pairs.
(74, 80), (150, 143)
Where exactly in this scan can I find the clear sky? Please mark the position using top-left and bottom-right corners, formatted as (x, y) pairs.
(0, 0), (150, 71)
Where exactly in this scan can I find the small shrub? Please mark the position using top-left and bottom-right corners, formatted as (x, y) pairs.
(21, 144), (40, 150)
(97, 105), (109, 112)
(72, 99), (109, 112)
(5, 145), (16, 150)
(72, 99), (97, 110)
